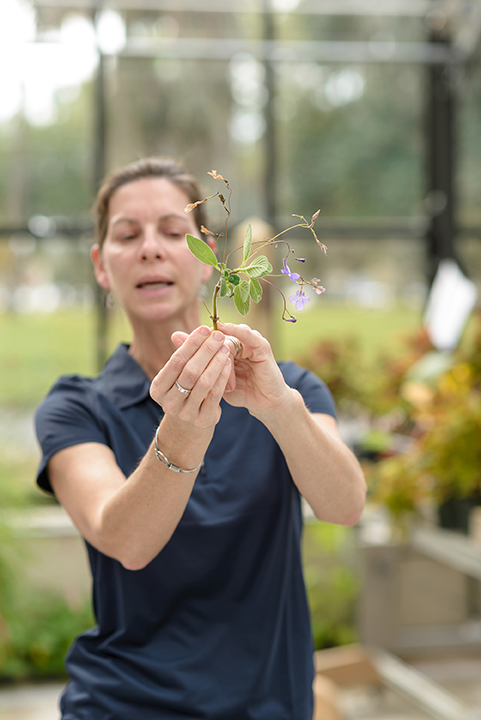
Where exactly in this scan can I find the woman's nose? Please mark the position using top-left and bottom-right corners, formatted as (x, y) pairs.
(140, 228), (164, 260)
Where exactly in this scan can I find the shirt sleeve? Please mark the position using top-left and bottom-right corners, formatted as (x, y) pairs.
(35, 376), (110, 495)
(279, 361), (337, 419)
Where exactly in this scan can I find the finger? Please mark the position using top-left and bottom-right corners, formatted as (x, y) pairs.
(175, 331), (229, 392)
(197, 358), (232, 424)
(176, 352), (231, 423)
(171, 331), (189, 349)
(224, 335), (243, 359)
(150, 326), (211, 399)
(217, 322), (268, 355)
(172, 331), (239, 355)
(224, 361), (237, 393)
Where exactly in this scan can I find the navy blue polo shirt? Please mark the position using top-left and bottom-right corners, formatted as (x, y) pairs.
(36, 344), (336, 720)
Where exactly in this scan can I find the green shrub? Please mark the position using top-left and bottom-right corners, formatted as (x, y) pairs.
(0, 592), (94, 681)
(303, 522), (359, 650)
(0, 472), (94, 682)
(368, 311), (481, 529)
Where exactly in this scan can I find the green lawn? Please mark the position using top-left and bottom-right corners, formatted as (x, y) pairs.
(275, 301), (422, 361)
(0, 302), (422, 408)
(0, 308), (133, 407)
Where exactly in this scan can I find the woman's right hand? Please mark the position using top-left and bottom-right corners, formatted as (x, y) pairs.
(150, 325), (232, 429)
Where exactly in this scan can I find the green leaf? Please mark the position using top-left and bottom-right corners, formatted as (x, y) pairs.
(219, 277), (228, 297)
(186, 234), (218, 267)
(239, 279), (250, 301)
(249, 277), (262, 303)
(243, 255), (272, 279)
(229, 273), (240, 285)
(234, 281), (251, 316)
(243, 223), (252, 264)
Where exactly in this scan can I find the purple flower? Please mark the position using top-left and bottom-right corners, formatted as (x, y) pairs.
(281, 259), (300, 284)
(295, 257), (306, 263)
(283, 317), (297, 323)
(289, 288), (310, 311)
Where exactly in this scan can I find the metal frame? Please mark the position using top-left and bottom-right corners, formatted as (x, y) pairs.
(370, 647), (481, 720)
(426, 30), (459, 285)
(92, 1), (109, 369)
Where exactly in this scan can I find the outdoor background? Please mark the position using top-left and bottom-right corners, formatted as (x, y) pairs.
(1, 0), (481, 691)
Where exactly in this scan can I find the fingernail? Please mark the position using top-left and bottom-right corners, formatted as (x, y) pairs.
(220, 344), (229, 354)
(199, 326), (210, 336)
(213, 331), (224, 342)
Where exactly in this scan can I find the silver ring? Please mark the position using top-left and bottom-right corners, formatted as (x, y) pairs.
(227, 336), (243, 357)
(175, 380), (191, 395)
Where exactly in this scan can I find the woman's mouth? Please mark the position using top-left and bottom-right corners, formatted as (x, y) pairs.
(137, 281), (173, 290)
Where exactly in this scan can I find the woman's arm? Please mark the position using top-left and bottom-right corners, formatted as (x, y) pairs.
(49, 326), (233, 570)
(255, 401), (365, 525)
(215, 322), (366, 525)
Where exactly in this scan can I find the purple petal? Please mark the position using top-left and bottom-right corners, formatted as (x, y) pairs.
(281, 259), (300, 282)
(290, 288), (310, 310)
(295, 257), (306, 263)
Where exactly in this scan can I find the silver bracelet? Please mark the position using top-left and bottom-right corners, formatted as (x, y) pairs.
(154, 425), (204, 474)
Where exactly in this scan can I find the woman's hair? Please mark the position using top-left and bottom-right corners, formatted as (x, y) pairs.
(94, 157), (207, 246)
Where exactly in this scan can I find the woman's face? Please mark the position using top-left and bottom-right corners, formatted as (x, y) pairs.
(92, 177), (213, 328)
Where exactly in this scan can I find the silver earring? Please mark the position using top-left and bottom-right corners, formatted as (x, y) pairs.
(106, 291), (115, 309)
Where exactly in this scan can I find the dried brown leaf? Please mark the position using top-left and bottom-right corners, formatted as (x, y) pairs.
(309, 278), (326, 295)
(201, 225), (221, 238)
(208, 170), (227, 182)
(315, 238), (328, 254)
(184, 198), (209, 214)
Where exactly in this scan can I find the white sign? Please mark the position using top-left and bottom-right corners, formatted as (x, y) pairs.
(424, 258), (478, 351)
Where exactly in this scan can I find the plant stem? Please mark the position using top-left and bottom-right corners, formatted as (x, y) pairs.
(211, 283), (221, 330)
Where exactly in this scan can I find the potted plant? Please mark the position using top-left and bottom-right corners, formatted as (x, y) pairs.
(368, 311), (481, 535)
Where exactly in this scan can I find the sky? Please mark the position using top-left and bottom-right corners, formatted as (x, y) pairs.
(0, 0), (125, 125)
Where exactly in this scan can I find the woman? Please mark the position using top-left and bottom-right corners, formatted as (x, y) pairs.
(35, 157), (366, 720)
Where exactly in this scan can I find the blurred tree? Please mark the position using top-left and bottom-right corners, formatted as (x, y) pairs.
(278, 63), (423, 219)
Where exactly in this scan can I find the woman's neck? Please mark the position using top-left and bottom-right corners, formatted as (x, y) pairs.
(127, 312), (202, 380)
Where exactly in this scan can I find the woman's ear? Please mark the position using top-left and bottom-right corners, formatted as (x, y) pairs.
(91, 244), (111, 291)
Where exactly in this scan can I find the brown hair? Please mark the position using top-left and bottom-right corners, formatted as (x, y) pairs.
(94, 157), (207, 246)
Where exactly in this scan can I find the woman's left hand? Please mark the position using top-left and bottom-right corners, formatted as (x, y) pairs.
(172, 322), (291, 419)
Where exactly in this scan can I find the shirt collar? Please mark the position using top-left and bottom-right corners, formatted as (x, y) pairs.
(96, 344), (152, 410)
